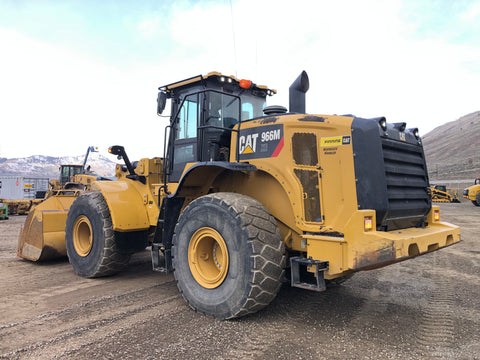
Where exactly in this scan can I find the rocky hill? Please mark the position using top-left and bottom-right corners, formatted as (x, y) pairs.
(0, 152), (116, 179)
(422, 111), (480, 181)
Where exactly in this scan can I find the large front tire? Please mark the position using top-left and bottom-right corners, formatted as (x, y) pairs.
(172, 193), (285, 319)
(65, 192), (131, 278)
(474, 193), (480, 206)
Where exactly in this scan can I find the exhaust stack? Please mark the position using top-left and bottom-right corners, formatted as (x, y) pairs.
(289, 71), (309, 113)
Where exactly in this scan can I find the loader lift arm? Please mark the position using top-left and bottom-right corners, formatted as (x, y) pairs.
(108, 145), (146, 184)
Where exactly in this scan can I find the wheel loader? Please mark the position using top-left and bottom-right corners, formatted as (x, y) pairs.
(18, 71), (460, 319)
(45, 146), (99, 198)
(463, 177), (480, 206)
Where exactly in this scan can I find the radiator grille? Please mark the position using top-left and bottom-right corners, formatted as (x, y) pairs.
(381, 138), (430, 229)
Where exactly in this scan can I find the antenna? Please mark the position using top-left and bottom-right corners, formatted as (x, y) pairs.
(229, 0), (238, 78)
(255, 39), (258, 80)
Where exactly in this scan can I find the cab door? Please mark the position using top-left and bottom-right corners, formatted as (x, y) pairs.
(170, 93), (199, 182)
(199, 91), (239, 162)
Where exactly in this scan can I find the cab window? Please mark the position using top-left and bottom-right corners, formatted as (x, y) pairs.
(176, 94), (198, 140)
(205, 91), (239, 129)
(240, 94), (266, 120)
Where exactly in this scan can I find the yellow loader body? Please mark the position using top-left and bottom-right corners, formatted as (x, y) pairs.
(17, 161), (162, 261)
(303, 207), (459, 276)
(16, 71), (461, 320)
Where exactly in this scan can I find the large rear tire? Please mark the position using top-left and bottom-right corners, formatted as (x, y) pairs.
(172, 192), (285, 319)
(65, 192), (131, 278)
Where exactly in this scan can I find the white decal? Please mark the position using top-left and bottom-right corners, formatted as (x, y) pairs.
(239, 133), (259, 154)
(261, 129), (281, 142)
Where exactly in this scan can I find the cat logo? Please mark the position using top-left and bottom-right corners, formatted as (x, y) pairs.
(242, 146), (254, 154)
(238, 124), (284, 160)
(239, 133), (259, 154)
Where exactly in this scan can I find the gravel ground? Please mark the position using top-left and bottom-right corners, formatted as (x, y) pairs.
(0, 203), (479, 359)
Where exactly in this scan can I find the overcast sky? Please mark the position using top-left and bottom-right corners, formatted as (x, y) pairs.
(1, 0), (479, 160)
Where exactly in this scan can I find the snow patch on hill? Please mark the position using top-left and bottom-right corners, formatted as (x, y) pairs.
(0, 152), (117, 178)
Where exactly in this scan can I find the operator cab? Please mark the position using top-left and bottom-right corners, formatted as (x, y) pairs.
(59, 165), (84, 186)
(157, 72), (276, 182)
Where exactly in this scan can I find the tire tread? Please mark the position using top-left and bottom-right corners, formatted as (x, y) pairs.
(174, 192), (285, 319)
(67, 192), (130, 278)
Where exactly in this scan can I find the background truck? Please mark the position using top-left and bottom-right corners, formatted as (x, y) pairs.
(463, 177), (480, 206)
(18, 71), (460, 319)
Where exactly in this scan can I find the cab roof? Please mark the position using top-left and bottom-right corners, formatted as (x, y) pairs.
(159, 71), (276, 95)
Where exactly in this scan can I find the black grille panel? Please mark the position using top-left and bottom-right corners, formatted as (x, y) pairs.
(352, 117), (431, 231)
(381, 139), (430, 229)
(383, 138), (430, 198)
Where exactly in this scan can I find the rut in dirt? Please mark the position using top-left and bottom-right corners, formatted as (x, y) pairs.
(416, 253), (456, 359)
(0, 280), (181, 359)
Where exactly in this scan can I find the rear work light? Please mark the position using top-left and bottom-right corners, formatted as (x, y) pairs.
(434, 210), (440, 222)
(364, 217), (373, 231)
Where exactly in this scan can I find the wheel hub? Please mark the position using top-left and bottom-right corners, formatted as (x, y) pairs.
(73, 215), (93, 257)
(188, 227), (229, 289)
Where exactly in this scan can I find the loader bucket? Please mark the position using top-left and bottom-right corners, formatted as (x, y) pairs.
(17, 194), (78, 261)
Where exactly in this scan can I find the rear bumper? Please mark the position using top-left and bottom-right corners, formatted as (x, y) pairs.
(304, 206), (460, 277)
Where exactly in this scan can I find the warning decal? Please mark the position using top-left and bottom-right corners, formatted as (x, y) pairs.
(321, 136), (351, 146)
(238, 124), (284, 160)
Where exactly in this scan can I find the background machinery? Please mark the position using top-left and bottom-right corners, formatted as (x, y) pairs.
(430, 184), (460, 203)
(463, 177), (480, 206)
(46, 146), (99, 197)
(0, 200), (7, 220)
(18, 71), (460, 319)
(0, 177), (48, 215)
(0, 147), (99, 221)
(2, 199), (41, 215)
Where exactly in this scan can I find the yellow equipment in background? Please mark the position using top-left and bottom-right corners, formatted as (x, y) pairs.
(0, 199), (42, 215)
(463, 177), (480, 206)
(430, 184), (460, 203)
(44, 146), (99, 198)
(18, 146), (102, 260)
(18, 71), (460, 319)
(0, 200), (8, 220)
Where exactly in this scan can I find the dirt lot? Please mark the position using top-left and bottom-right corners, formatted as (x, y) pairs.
(0, 203), (479, 360)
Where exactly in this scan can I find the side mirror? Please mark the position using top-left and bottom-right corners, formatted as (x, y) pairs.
(157, 91), (167, 115)
(108, 145), (124, 156)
